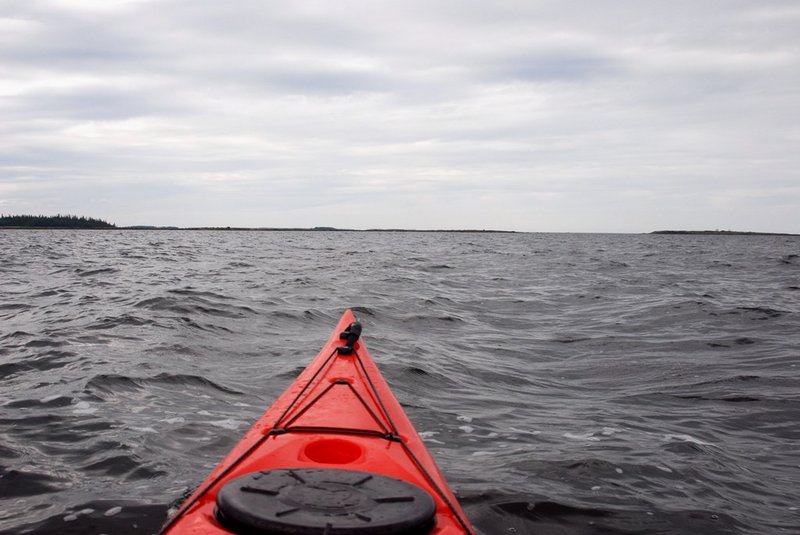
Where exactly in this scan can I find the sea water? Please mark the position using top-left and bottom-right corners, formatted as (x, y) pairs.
(1, 230), (798, 534)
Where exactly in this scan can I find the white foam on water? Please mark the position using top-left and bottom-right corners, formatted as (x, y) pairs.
(207, 418), (245, 430)
(161, 416), (185, 424)
(663, 433), (712, 446)
(64, 508), (94, 522)
(508, 427), (540, 436)
(104, 506), (122, 517)
(419, 431), (444, 443)
(564, 431), (600, 441)
(72, 401), (97, 415)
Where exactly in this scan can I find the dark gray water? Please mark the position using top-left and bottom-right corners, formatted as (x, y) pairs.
(1, 230), (798, 534)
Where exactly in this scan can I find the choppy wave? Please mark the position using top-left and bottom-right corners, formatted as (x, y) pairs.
(1, 229), (799, 534)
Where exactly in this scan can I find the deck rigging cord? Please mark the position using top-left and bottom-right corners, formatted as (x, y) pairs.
(160, 323), (474, 534)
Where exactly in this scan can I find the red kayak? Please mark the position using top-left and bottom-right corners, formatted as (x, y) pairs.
(160, 309), (475, 534)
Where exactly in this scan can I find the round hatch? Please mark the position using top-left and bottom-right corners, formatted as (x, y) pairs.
(215, 468), (436, 534)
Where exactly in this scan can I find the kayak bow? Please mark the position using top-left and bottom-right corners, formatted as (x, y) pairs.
(161, 309), (475, 534)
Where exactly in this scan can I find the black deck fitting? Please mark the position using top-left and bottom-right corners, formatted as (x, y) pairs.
(338, 321), (362, 355)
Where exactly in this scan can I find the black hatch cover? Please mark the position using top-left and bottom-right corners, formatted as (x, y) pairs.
(215, 468), (436, 534)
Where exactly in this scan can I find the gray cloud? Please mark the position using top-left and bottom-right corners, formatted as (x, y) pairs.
(1, 0), (798, 231)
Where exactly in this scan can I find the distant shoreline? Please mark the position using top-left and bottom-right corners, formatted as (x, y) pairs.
(0, 225), (518, 233)
(1, 215), (519, 232)
(652, 230), (799, 236)
(2, 227), (798, 235)
(1, 216), (797, 235)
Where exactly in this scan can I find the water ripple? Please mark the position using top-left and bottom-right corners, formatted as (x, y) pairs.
(1, 230), (799, 533)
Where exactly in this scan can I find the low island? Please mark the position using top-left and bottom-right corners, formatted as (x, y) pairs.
(0, 214), (116, 229)
(0, 215), (514, 233)
(4, 216), (794, 235)
(652, 230), (798, 236)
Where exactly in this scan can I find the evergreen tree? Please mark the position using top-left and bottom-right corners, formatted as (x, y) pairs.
(0, 214), (116, 228)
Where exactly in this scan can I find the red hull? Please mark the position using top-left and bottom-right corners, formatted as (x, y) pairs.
(161, 309), (474, 534)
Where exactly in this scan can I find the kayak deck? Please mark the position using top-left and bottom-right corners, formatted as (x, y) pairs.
(161, 310), (474, 534)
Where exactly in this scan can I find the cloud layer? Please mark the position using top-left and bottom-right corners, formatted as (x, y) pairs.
(2, 0), (798, 231)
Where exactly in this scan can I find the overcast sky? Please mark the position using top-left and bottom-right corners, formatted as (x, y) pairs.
(1, 0), (798, 232)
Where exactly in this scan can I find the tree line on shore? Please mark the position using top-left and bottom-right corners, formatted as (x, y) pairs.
(0, 214), (116, 228)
